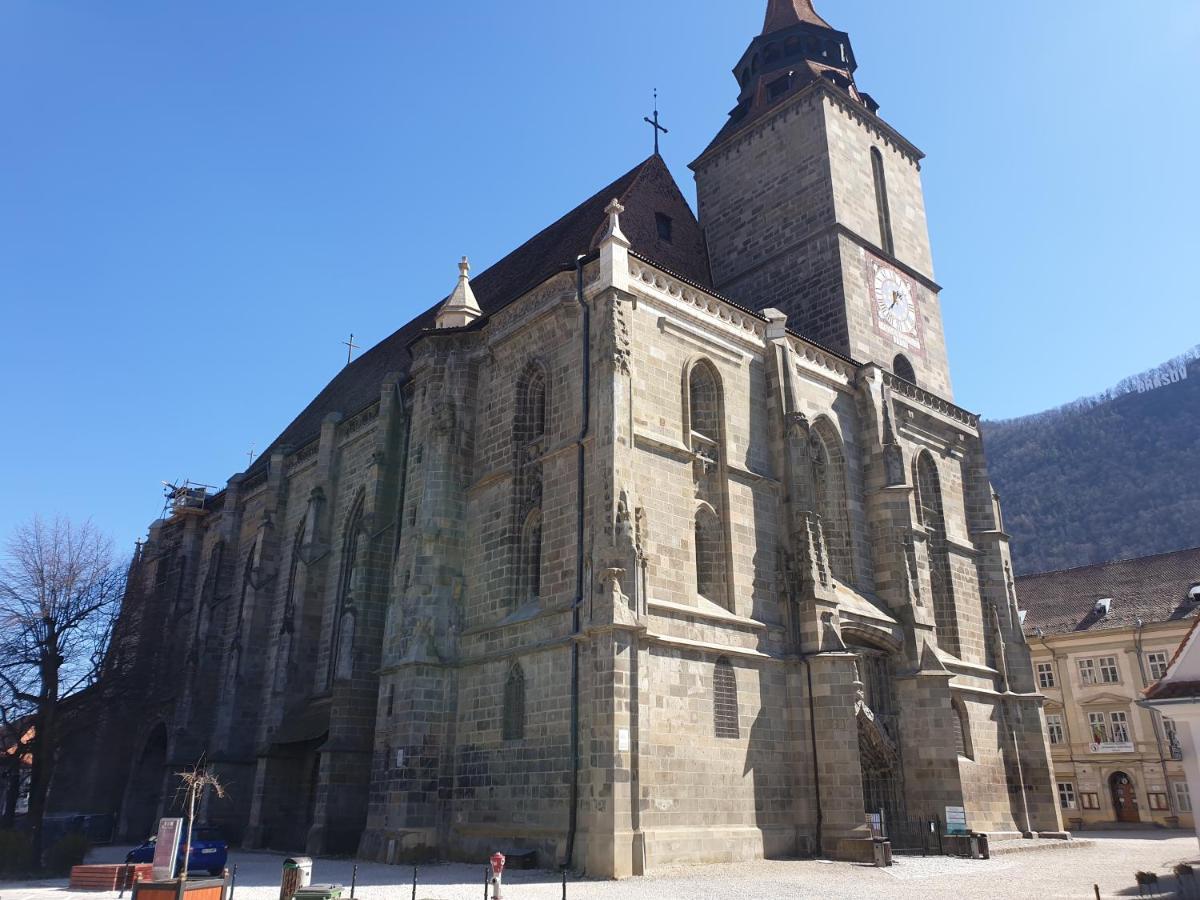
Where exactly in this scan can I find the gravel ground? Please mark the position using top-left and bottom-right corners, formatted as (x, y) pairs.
(0, 830), (1193, 900)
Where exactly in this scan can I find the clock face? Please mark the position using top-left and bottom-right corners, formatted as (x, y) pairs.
(873, 265), (920, 350)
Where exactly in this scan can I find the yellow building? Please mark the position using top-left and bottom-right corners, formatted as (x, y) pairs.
(1020, 547), (1200, 830)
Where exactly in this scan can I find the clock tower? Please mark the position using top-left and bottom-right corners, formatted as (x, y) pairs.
(692, 0), (953, 398)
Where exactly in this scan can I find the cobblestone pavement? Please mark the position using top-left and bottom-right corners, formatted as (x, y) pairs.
(1, 831), (1193, 900)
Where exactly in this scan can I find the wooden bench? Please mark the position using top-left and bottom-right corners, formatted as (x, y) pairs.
(69, 864), (154, 891)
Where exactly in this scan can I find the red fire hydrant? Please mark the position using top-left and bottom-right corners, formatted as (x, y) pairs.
(490, 852), (506, 900)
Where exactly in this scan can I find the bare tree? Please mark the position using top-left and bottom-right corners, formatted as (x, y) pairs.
(0, 661), (36, 827)
(173, 759), (226, 880)
(0, 517), (126, 867)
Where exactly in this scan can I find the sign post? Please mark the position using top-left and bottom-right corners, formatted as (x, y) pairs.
(152, 818), (184, 881)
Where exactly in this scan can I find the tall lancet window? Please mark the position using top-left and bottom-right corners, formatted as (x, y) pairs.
(503, 663), (526, 741)
(685, 359), (733, 610)
(915, 451), (960, 657)
(694, 504), (725, 604)
(512, 362), (548, 609)
(329, 492), (365, 686)
(871, 147), (894, 256)
(519, 509), (542, 603)
(810, 418), (855, 587)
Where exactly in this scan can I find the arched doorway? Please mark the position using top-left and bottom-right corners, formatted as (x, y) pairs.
(123, 724), (168, 840)
(851, 644), (906, 836)
(1109, 772), (1140, 823)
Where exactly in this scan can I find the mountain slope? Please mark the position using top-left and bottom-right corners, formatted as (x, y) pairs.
(984, 351), (1200, 575)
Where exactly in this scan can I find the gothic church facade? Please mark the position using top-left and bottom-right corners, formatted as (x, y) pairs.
(72, 0), (1062, 876)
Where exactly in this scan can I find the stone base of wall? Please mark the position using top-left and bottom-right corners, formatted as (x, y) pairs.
(640, 825), (800, 872)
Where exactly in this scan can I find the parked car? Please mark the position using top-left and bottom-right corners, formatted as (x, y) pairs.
(125, 825), (228, 876)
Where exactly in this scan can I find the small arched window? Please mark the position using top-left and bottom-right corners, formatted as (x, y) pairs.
(713, 657), (740, 739)
(516, 364), (548, 446)
(503, 663), (526, 741)
(695, 504), (726, 605)
(953, 698), (974, 760)
(519, 508), (542, 603)
(893, 354), (916, 385)
(871, 147), (895, 256)
(687, 360), (722, 442)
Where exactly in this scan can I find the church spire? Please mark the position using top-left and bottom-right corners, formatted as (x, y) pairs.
(435, 256), (483, 329)
(763, 0), (831, 34)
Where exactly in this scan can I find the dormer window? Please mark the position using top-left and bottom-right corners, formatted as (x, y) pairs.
(1189, 584), (1200, 602)
(1094, 597), (1112, 618)
(655, 212), (673, 243)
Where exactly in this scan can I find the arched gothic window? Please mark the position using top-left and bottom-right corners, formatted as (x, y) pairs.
(328, 492), (365, 686)
(687, 360), (722, 442)
(515, 364), (548, 447)
(713, 657), (740, 739)
(503, 663), (526, 741)
(695, 504), (726, 605)
(519, 508), (542, 603)
(916, 452), (960, 657)
(871, 147), (894, 256)
(952, 698), (974, 760)
(893, 353), (916, 385)
(811, 419), (855, 586)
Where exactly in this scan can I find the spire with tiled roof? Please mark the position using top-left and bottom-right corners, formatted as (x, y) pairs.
(702, 0), (876, 154)
(763, 0), (831, 33)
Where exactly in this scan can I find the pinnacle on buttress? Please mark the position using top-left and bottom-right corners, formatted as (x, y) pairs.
(763, 0), (831, 34)
(435, 255), (483, 329)
(600, 198), (630, 248)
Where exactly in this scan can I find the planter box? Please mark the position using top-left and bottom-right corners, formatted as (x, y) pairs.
(70, 864), (154, 891)
(132, 876), (228, 900)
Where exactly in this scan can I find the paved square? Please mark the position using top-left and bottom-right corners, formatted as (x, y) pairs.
(1, 832), (1194, 900)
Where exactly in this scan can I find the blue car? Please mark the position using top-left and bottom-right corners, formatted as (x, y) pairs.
(125, 825), (228, 876)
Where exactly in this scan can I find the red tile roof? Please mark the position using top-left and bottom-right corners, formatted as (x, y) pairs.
(1019, 546), (1200, 637)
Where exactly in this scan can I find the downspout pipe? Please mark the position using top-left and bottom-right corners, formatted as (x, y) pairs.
(565, 253), (592, 869)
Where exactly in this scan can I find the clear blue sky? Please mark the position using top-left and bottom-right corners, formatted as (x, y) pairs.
(3, 1), (1198, 553)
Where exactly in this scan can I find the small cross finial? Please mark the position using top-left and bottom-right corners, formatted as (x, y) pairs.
(643, 88), (668, 156)
(246, 444), (256, 466)
(342, 332), (360, 366)
(459, 256), (470, 278)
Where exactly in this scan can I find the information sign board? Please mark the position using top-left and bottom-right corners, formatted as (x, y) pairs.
(945, 805), (968, 836)
(152, 817), (183, 881)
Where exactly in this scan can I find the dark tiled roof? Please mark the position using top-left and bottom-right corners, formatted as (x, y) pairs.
(247, 155), (710, 471)
(764, 0), (832, 33)
(1144, 678), (1200, 701)
(1019, 546), (1200, 637)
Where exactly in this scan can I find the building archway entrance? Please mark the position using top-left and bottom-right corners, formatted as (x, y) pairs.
(1109, 772), (1140, 823)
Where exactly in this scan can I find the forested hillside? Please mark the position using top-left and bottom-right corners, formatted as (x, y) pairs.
(984, 349), (1200, 575)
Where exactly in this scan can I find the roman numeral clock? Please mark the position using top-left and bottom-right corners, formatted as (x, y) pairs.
(872, 262), (921, 353)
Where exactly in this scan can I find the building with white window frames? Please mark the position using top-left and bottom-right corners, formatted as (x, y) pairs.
(1021, 547), (1200, 830)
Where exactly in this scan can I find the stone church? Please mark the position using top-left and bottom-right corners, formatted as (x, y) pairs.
(67, 0), (1063, 877)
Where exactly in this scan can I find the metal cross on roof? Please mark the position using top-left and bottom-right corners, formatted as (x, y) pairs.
(342, 332), (360, 366)
(246, 445), (256, 466)
(644, 88), (668, 156)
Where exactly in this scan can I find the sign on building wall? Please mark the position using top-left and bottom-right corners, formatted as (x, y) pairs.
(152, 817), (183, 881)
(1089, 741), (1135, 754)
